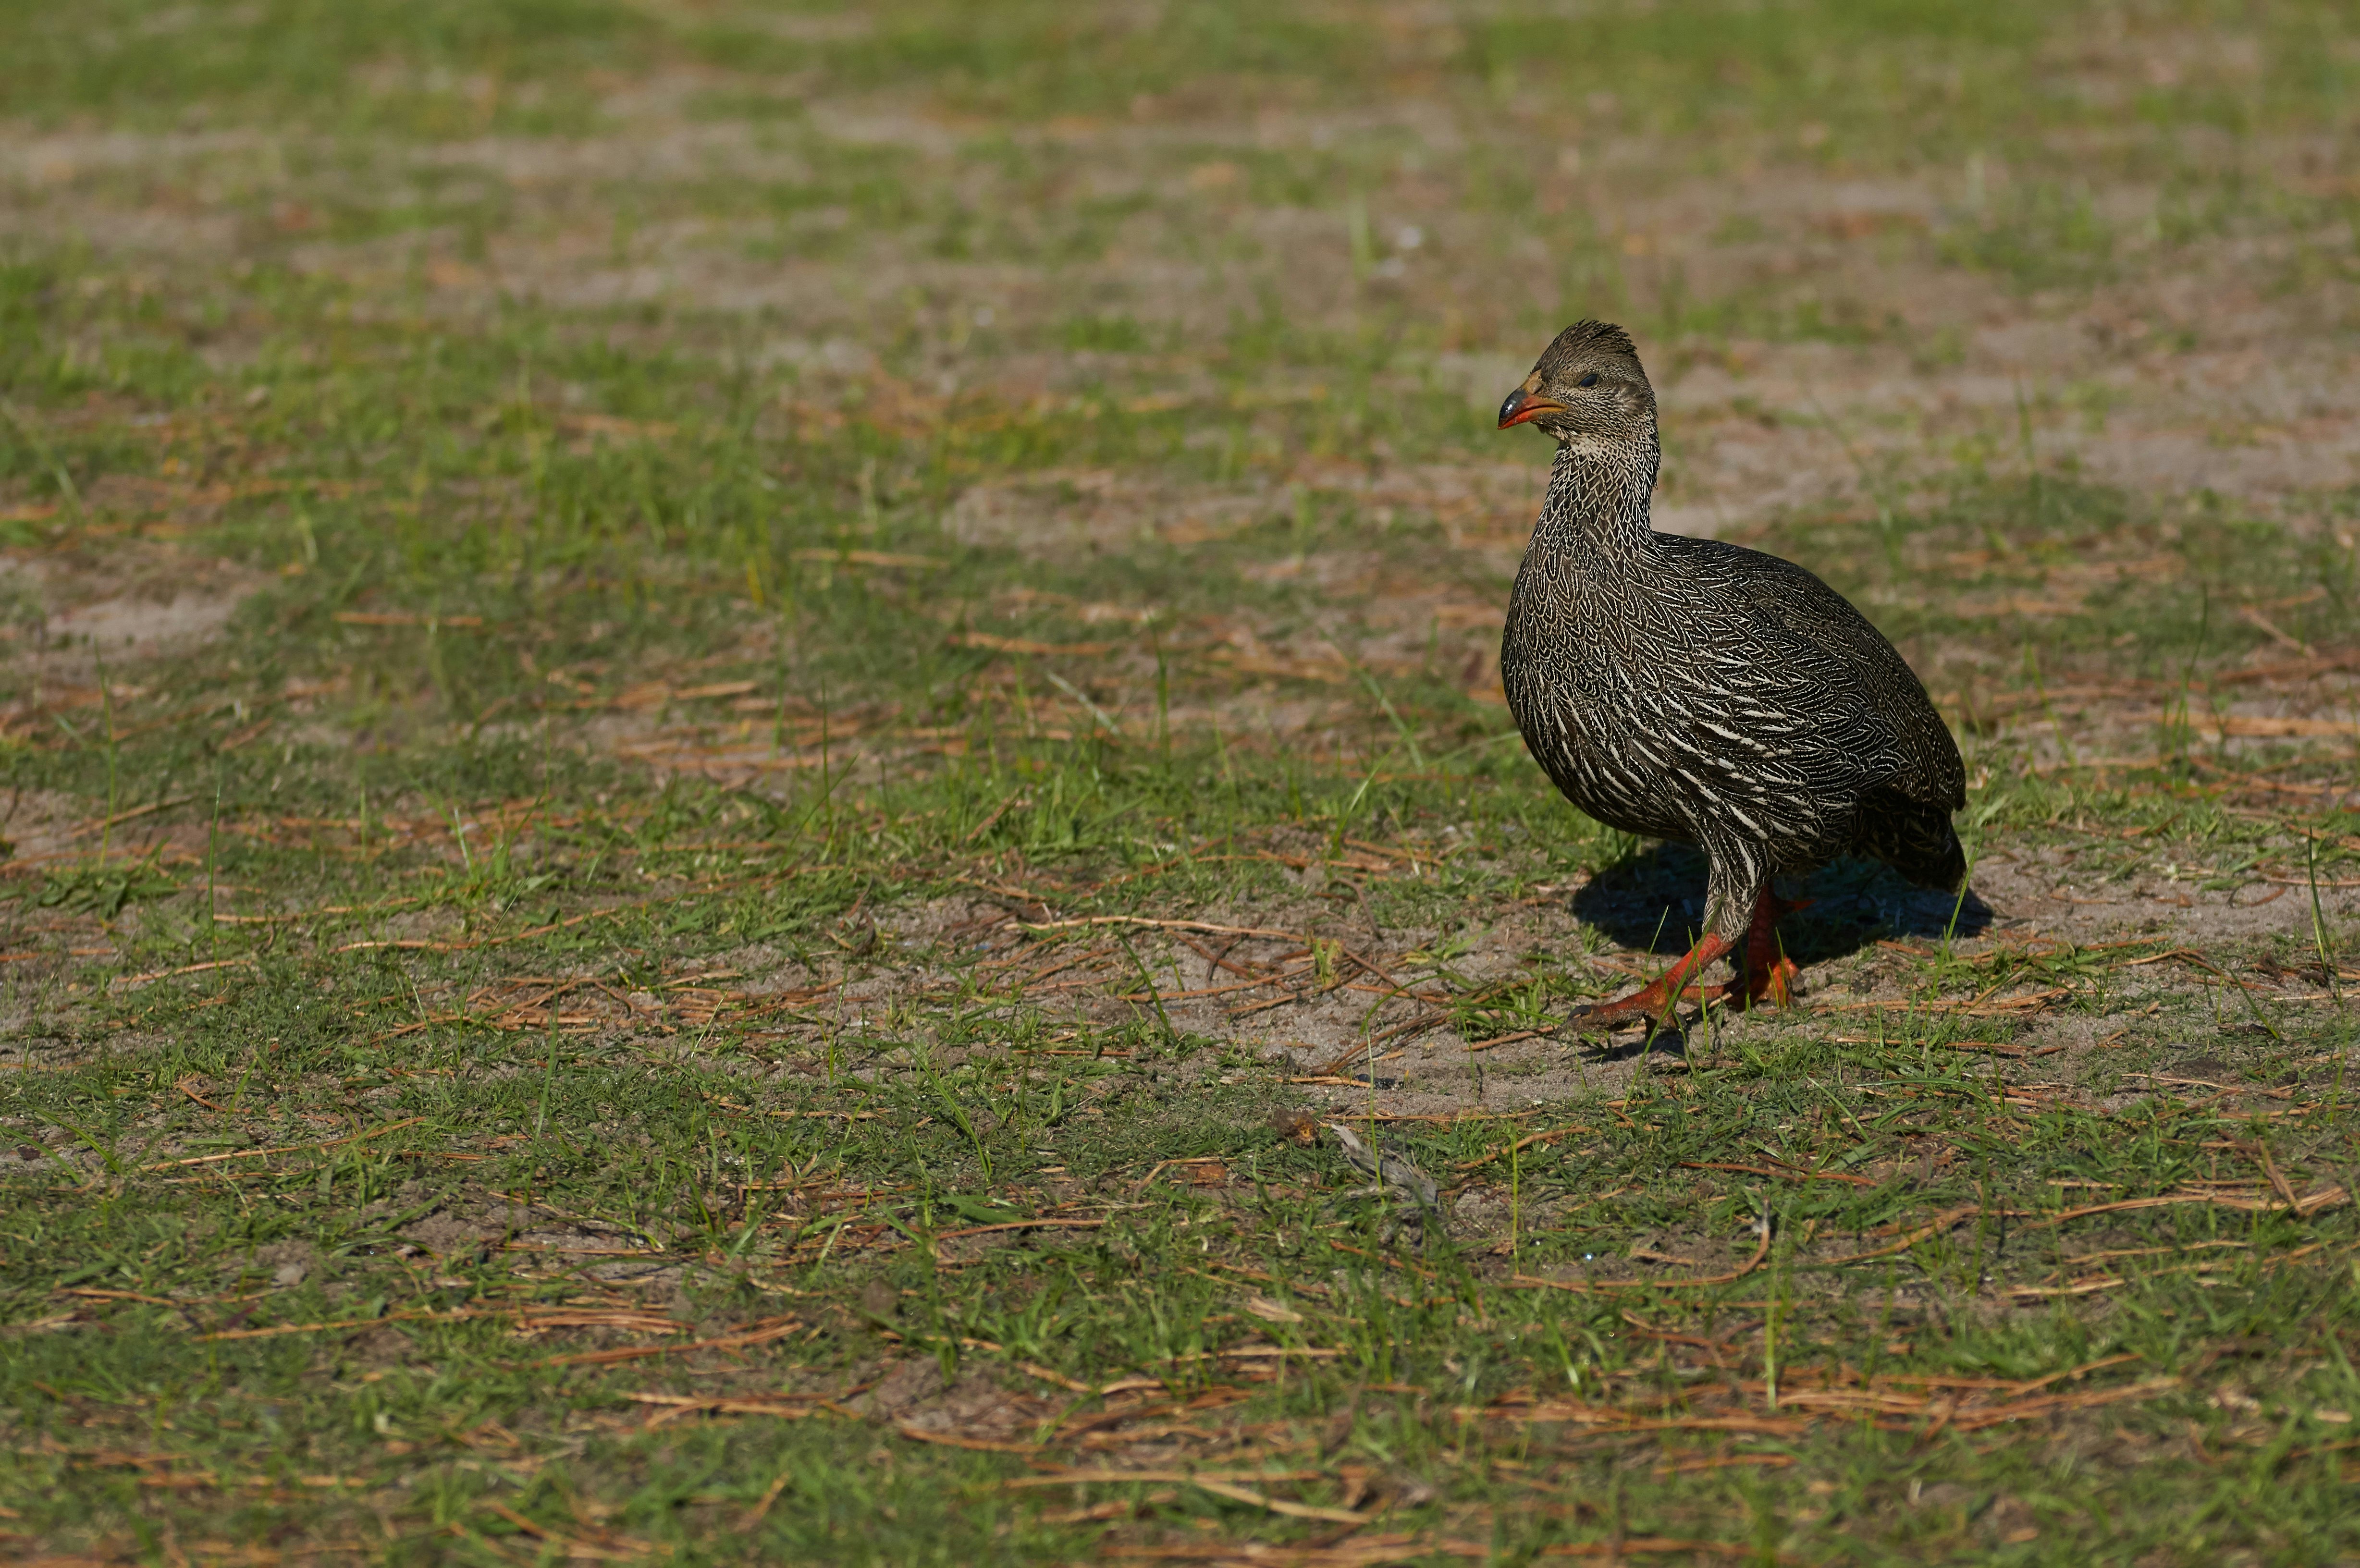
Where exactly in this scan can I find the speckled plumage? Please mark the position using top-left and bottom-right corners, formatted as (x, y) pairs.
(1497, 321), (1964, 1003)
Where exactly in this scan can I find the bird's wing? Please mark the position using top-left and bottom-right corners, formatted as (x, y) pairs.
(1666, 539), (1965, 811)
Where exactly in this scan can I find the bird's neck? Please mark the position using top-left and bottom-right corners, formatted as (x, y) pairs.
(1530, 430), (1659, 560)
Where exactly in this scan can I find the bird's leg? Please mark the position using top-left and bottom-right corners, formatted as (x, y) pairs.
(1571, 854), (1782, 1031)
(1570, 930), (1735, 1032)
(1734, 887), (1812, 1007)
(1675, 888), (1812, 1009)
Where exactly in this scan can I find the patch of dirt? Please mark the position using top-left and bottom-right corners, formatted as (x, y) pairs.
(946, 467), (1278, 556)
(398, 1205), (525, 1261)
(44, 585), (246, 657)
(850, 1356), (1059, 1440)
(0, 545), (266, 684)
(0, 788), (102, 865)
(252, 1238), (318, 1288)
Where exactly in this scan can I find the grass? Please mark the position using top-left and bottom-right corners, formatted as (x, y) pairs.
(2, 0), (2359, 1563)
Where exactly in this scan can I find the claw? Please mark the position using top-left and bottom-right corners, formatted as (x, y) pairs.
(1568, 887), (1810, 1032)
(1567, 997), (1667, 1032)
(1567, 931), (1733, 1034)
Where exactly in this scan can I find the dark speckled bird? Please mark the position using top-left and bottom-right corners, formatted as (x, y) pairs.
(1496, 320), (1966, 1028)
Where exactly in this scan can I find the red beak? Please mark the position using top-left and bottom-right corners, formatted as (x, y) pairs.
(1497, 387), (1565, 429)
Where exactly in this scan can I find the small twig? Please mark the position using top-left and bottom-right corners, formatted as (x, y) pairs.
(1466, 1025), (1557, 1054)
(1041, 669), (1124, 735)
(1022, 914), (1299, 940)
(1507, 1204), (1772, 1295)
(1454, 1124), (1592, 1172)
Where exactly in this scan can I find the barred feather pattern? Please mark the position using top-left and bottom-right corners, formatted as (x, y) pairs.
(1502, 398), (1965, 949)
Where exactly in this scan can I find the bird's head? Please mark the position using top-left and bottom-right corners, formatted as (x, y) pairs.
(1495, 319), (1655, 447)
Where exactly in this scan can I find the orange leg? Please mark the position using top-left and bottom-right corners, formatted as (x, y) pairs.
(1571, 930), (1734, 1032)
(1574, 888), (1812, 1032)
(1732, 887), (1809, 1007)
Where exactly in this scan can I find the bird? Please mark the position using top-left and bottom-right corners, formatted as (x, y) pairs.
(1495, 319), (1966, 1031)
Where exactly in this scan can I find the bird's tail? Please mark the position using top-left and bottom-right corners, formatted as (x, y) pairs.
(1856, 789), (1967, 893)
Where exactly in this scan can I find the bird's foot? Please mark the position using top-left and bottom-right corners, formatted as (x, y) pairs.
(1723, 888), (1812, 1010)
(1576, 973), (1709, 1034)
(1566, 992), (1683, 1034)
(1568, 932), (1734, 1036)
(1708, 954), (1801, 1010)
(1651, 959), (1801, 1016)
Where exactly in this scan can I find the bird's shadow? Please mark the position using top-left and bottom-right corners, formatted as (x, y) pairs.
(1567, 842), (1992, 966)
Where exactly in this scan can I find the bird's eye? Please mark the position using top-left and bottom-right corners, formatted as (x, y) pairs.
(1577, 372), (1600, 389)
